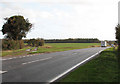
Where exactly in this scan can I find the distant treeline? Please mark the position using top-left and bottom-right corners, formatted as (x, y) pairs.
(45, 38), (100, 43)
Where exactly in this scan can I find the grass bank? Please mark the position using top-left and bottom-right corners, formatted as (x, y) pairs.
(59, 48), (118, 82)
(2, 43), (100, 57)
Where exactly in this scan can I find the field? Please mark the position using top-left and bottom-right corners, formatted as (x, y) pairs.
(2, 43), (100, 57)
(59, 48), (119, 82)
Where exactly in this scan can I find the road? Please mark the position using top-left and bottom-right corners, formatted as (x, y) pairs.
(1, 47), (107, 83)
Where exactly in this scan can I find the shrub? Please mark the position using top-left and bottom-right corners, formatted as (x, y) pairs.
(2, 39), (24, 50)
(27, 38), (44, 47)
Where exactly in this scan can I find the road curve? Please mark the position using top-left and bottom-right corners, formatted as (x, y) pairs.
(2, 47), (108, 83)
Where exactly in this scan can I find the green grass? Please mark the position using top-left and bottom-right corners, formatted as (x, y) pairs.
(29, 43), (100, 54)
(2, 43), (100, 56)
(60, 48), (118, 82)
(2, 46), (31, 57)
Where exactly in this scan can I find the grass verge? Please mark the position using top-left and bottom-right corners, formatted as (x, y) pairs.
(59, 48), (118, 82)
(2, 46), (32, 57)
(29, 43), (100, 54)
(2, 43), (100, 57)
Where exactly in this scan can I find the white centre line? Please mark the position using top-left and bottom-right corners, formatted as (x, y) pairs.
(1, 59), (7, 61)
(22, 57), (52, 65)
(13, 57), (17, 59)
(8, 58), (13, 60)
(2, 54), (42, 61)
(0, 70), (7, 74)
(40, 57), (52, 61)
(72, 53), (77, 55)
(22, 56), (26, 57)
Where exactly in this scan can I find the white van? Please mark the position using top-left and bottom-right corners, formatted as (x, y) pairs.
(101, 41), (107, 47)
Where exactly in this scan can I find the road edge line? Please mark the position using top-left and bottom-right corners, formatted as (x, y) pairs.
(49, 49), (105, 83)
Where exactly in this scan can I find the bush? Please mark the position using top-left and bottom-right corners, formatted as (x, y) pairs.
(27, 38), (44, 47)
(2, 39), (24, 50)
(39, 40), (44, 46)
(115, 24), (120, 51)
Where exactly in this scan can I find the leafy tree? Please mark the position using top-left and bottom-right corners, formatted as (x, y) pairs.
(115, 24), (120, 51)
(2, 15), (32, 40)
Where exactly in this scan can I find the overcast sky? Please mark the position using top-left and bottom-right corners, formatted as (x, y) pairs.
(0, 0), (119, 40)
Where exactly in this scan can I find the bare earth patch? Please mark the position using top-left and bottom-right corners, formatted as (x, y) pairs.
(41, 46), (52, 48)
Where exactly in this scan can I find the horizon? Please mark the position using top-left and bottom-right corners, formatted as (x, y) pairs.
(0, 0), (119, 40)
(1, 38), (117, 41)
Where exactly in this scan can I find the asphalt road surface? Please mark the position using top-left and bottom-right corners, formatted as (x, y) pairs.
(1, 47), (108, 83)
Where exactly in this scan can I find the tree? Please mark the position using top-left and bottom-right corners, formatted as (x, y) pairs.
(2, 15), (32, 40)
(115, 24), (120, 83)
(115, 24), (120, 51)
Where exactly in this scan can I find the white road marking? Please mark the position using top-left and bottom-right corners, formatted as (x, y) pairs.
(19, 56), (22, 58)
(0, 70), (7, 74)
(2, 47), (108, 61)
(13, 57), (17, 59)
(8, 58), (13, 60)
(22, 57), (52, 65)
(26, 55), (30, 57)
(40, 57), (52, 61)
(22, 63), (27, 65)
(72, 53), (77, 55)
(49, 49), (104, 82)
(2, 54), (42, 61)
(1, 59), (6, 61)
